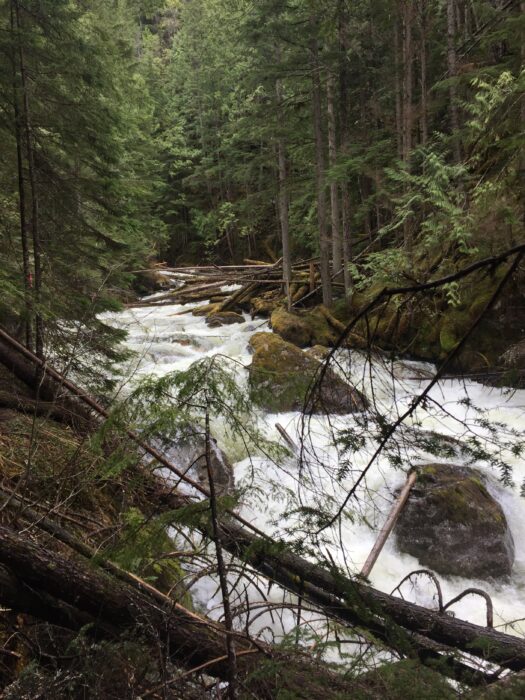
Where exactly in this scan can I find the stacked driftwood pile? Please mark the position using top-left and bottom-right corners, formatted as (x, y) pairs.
(129, 258), (326, 315)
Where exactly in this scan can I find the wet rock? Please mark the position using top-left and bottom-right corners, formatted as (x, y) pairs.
(205, 311), (244, 328)
(177, 428), (235, 497)
(395, 464), (514, 580)
(270, 306), (342, 348)
(248, 332), (367, 413)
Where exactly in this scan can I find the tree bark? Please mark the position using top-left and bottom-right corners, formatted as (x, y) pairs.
(310, 17), (332, 308)
(10, 0), (33, 351)
(338, 0), (353, 302)
(400, 0), (415, 249)
(0, 524), (361, 698)
(14, 0), (44, 358)
(447, 0), (462, 163)
(401, 1), (414, 165)
(418, 0), (429, 146)
(327, 75), (342, 279)
(275, 74), (292, 311)
(518, 0), (525, 224)
(0, 332), (95, 431)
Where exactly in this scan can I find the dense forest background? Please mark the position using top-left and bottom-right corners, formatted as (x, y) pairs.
(1, 0), (523, 366)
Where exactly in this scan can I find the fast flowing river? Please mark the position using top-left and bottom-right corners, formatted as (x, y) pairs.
(102, 284), (525, 649)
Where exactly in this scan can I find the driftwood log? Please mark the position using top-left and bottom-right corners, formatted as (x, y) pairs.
(0, 524), (363, 699)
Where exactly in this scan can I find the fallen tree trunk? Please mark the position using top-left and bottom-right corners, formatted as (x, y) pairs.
(213, 516), (525, 671)
(0, 524), (362, 698)
(0, 389), (84, 426)
(0, 334), (95, 431)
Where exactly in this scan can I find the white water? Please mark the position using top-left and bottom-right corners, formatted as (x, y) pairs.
(102, 292), (525, 649)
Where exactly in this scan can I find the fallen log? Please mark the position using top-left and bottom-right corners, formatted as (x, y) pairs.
(0, 562), (100, 634)
(0, 524), (363, 698)
(0, 334), (95, 431)
(0, 390), (83, 426)
(360, 471), (417, 578)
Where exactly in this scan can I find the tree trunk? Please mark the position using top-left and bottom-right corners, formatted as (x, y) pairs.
(0, 332), (95, 432)
(310, 18), (332, 308)
(418, 0), (429, 146)
(401, 1), (414, 165)
(14, 0), (44, 358)
(10, 1), (33, 351)
(327, 75), (342, 279)
(518, 0), (525, 224)
(338, 0), (353, 302)
(394, 20), (403, 159)
(401, 0), (415, 249)
(275, 75), (292, 311)
(447, 0), (462, 163)
(0, 524), (361, 698)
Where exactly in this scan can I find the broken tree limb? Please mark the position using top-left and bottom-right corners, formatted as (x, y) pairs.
(212, 516), (525, 672)
(361, 471), (417, 578)
(218, 281), (257, 312)
(275, 423), (298, 453)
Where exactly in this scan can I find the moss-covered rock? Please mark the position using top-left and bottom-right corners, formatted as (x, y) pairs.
(205, 310), (244, 327)
(270, 305), (346, 348)
(248, 332), (367, 413)
(395, 464), (514, 580)
(333, 266), (525, 382)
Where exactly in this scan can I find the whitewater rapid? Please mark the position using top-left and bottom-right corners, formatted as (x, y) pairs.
(102, 289), (525, 645)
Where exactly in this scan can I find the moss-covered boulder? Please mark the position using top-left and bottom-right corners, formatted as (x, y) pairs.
(270, 305), (345, 348)
(205, 311), (244, 327)
(248, 332), (367, 413)
(395, 464), (514, 580)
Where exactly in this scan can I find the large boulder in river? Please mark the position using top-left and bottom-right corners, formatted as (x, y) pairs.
(176, 429), (234, 497)
(395, 464), (514, 580)
(248, 332), (367, 413)
(270, 306), (342, 348)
